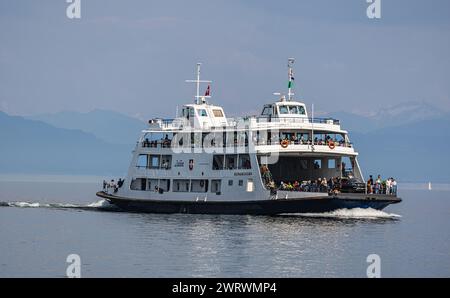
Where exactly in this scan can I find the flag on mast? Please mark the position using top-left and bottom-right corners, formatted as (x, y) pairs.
(288, 68), (295, 88)
(205, 84), (210, 96)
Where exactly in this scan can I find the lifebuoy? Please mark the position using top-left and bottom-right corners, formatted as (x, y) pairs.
(281, 139), (289, 148)
(328, 141), (335, 150)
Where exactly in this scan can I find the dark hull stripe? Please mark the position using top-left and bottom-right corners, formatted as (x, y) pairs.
(96, 192), (401, 215)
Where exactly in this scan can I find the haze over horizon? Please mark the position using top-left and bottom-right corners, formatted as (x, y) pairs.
(1, 0), (450, 120)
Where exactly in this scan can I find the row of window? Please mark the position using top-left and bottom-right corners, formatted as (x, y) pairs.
(130, 178), (254, 193)
(213, 154), (251, 170)
(136, 154), (252, 171)
(137, 154), (172, 169)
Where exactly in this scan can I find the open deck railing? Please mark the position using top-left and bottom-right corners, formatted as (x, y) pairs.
(148, 116), (340, 130)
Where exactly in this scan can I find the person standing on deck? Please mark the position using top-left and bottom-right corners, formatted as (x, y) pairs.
(375, 175), (382, 194)
(386, 178), (392, 195)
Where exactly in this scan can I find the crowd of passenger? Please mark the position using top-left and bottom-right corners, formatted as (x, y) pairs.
(366, 175), (397, 195)
(260, 166), (398, 195)
(103, 178), (125, 194)
(256, 134), (351, 148)
(142, 134), (172, 148)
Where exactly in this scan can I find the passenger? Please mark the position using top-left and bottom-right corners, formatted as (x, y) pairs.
(103, 180), (107, 191)
(367, 176), (373, 194)
(375, 175), (382, 194)
(392, 178), (397, 195)
(386, 178), (391, 195)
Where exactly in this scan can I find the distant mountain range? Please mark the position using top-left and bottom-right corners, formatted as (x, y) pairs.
(326, 101), (446, 133)
(27, 109), (146, 145)
(1, 106), (449, 182)
(0, 111), (132, 176)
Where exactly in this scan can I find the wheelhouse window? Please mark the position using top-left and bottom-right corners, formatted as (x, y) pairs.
(262, 106), (272, 116)
(198, 109), (208, 117)
(213, 109), (224, 117)
(298, 105), (306, 115)
(279, 105), (289, 114)
(288, 105), (299, 114)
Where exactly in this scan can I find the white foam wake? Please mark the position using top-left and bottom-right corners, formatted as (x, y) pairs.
(297, 208), (401, 219)
(86, 199), (110, 208)
(1, 199), (113, 210)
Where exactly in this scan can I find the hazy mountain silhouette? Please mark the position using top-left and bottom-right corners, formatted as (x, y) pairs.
(27, 109), (146, 145)
(0, 111), (132, 175)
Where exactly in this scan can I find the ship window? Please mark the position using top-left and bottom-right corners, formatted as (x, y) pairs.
(246, 179), (254, 192)
(298, 106), (306, 115)
(191, 179), (208, 193)
(328, 159), (336, 169)
(198, 109), (208, 117)
(238, 154), (251, 169)
(137, 154), (148, 168)
(314, 159), (322, 169)
(211, 179), (222, 193)
(225, 154), (238, 170)
(213, 109), (224, 117)
(228, 180), (233, 186)
(161, 155), (172, 169)
(262, 106), (271, 116)
(130, 178), (146, 191)
(279, 106), (289, 114)
(148, 179), (158, 191)
(213, 155), (224, 170)
(288, 106), (299, 114)
(159, 179), (170, 192)
(174, 179), (190, 192)
(149, 155), (160, 169)
(300, 160), (308, 170)
(238, 180), (243, 186)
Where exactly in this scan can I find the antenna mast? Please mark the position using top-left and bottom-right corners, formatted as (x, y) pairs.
(287, 58), (295, 101)
(185, 63), (212, 105)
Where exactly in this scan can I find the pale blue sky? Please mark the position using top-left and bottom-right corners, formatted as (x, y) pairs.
(1, 0), (449, 119)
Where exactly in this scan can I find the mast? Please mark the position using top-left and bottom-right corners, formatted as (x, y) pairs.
(287, 58), (295, 101)
(311, 103), (315, 152)
(185, 63), (212, 105)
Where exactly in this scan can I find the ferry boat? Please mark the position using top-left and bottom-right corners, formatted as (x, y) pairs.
(96, 59), (401, 215)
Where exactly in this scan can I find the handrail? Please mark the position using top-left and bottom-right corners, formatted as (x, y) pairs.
(147, 116), (341, 129)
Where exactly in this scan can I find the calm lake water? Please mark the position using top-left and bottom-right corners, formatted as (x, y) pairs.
(0, 175), (449, 277)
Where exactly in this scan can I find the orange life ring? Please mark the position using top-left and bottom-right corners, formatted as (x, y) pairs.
(328, 141), (335, 150)
(281, 139), (289, 148)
